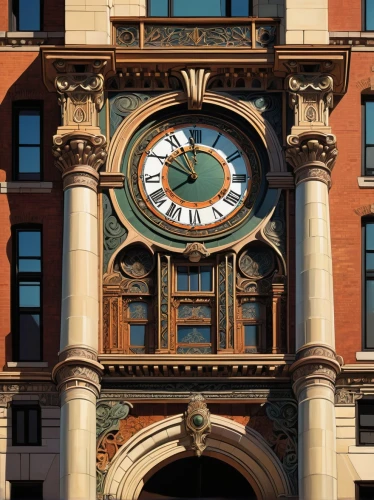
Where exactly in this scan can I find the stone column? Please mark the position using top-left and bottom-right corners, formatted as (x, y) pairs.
(286, 132), (340, 500)
(52, 133), (107, 500)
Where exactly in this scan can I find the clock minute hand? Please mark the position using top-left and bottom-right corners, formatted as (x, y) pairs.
(166, 156), (191, 175)
(189, 137), (198, 166)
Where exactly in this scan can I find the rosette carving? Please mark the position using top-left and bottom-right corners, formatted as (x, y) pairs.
(286, 132), (338, 188)
(52, 132), (107, 188)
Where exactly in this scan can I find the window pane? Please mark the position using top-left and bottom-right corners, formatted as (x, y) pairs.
(18, 0), (41, 31)
(231, 0), (249, 16)
(19, 314), (40, 361)
(200, 266), (212, 291)
(18, 231), (41, 257)
(129, 302), (148, 319)
(28, 409), (38, 444)
(16, 410), (25, 444)
(190, 267), (199, 291)
(245, 325), (259, 346)
(366, 281), (374, 348)
(19, 283), (40, 307)
(361, 414), (374, 426)
(242, 302), (261, 320)
(360, 431), (374, 444)
(149, 0), (169, 16)
(177, 326), (211, 343)
(18, 259), (41, 273)
(173, 0), (225, 16)
(130, 325), (145, 346)
(177, 266), (188, 291)
(19, 147), (40, 174)
(367, 0), (374, 30)
(19, 110), (40, 145)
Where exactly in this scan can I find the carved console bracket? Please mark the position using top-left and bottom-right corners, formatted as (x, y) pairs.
(183, 242), (210, 262)
(286, 74), (333, 135)
(52, 132), (108, 191)
(56, 73), (104, 128)
(180, 68), (211, 110)
(185, 393), (211, 456)
(291, 345), (341, 398)
(286, 132), (338, 189)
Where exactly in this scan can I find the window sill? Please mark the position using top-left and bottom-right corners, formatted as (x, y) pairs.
(356, 352), (374, 361)
(358, 177), (374, 188)
(7, 362), (48, 368)
(0, 31), (64, 48)
(348, 446), (374, 453)
(0, 182), (53, 193)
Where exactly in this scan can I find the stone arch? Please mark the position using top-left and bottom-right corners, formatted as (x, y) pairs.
(103, 414), (292, 500)
(106, 90), (286, 177)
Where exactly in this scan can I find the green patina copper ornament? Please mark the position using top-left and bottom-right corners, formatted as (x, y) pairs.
(192, 414), (204, 428)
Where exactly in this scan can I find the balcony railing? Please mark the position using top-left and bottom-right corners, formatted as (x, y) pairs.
(113, 18), (279, 49)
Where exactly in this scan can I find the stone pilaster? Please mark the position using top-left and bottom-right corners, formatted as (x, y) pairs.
(52, 132), (106, 500)
(286, 130), (340, 500)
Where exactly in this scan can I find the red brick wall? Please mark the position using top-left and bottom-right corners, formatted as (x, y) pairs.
(329, 0), (362, 31)
(0, 52), (63, 368)
(330, 53), (374, 363)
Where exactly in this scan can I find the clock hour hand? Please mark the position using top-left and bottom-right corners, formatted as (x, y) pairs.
(165, 156), (191, 175)
(189, 137), (198, 166)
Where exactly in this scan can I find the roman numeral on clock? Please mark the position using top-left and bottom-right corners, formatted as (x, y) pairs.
(165, 202), (182, 221)
(226, 151), (241, 163)
(223, 190), (241, 206)
(147, 151), (167, 165)
(232, 174), (247, 183)
(149, 188), (167, 207)
(165, 134), (181, 150)
(189, 129), (202, 143)
(189, 209), (201, 225)
(212, 207), (223, 219)
(212, 133), (222, 149)
(145, 173), (161, 183)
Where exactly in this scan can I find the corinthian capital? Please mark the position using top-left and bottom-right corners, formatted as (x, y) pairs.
(286, 132), (338, 188)
(52, 132), (107, 191)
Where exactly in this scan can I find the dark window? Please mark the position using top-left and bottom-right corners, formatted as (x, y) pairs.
(366, 0), (374, 30)
(358, 400), (374, 445)
(128, 301), (149, 353)
(176, 266), (213, 292)
(12, 403), (41, 446)
(356, 481), (374, 499)
(364, 222), (374, 349)
(11, 0), (42, 31)
(13, 227), (42, 361)
(148, 0), (252, 16)
(238, 301), (264, 353)
(13, 102), (42, 181)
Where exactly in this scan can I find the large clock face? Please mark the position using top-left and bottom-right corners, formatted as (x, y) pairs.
(127, 115), (262, 238)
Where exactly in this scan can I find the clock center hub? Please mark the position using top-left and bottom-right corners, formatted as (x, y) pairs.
(163, 145), (230, 207)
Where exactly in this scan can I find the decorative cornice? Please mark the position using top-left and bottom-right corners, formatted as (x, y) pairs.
(286, 132), (338, 188)
(52, 132), (107, 189)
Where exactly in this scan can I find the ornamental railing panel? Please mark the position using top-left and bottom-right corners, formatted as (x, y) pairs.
(114, 19), (279, 49)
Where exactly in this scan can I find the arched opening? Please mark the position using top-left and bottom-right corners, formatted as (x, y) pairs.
(139, 456), (257, 500)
